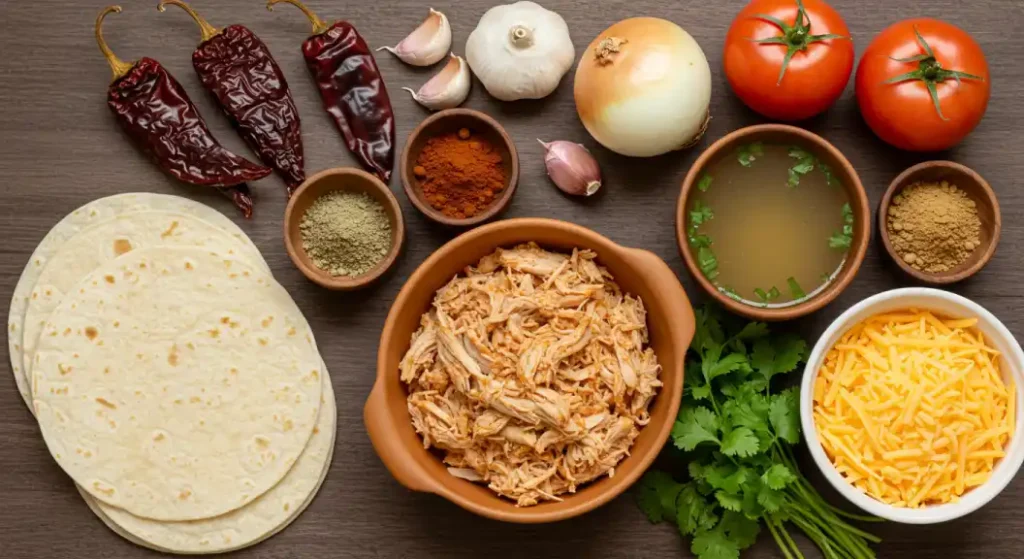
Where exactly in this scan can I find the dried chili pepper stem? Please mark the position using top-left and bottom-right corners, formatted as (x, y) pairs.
(157, 0), (219, 42)
(266, 0), (329, 34)
(96, 6), (135, 80)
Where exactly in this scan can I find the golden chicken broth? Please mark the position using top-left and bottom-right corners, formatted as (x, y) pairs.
(686, 143), (851, 306)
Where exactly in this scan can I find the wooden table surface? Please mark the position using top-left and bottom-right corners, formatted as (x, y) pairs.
(2, 0), (1023, 557)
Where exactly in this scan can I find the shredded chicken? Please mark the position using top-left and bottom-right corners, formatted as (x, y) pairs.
(401, 243), (662, 507)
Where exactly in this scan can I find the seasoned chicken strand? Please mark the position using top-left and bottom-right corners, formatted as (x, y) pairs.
(402, 244), (662, 506)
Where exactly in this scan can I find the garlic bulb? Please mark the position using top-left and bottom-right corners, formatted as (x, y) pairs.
(465, 1), (575, 101)
(403, 54), (471, 111)
(377, 8), (451, 66)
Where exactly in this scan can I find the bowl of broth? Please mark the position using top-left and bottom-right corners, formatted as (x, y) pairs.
(676, 124), (870, 321)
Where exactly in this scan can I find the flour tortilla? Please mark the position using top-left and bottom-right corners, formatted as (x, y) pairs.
(22, 209), (269, 402)
(81, 368), (336, 554)
(8, 193), (259, 411)
(33, 247), (322, 521)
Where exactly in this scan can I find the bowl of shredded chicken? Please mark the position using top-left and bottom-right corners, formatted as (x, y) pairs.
(400, 242), (663, 507)
(366, 219), (693, 522)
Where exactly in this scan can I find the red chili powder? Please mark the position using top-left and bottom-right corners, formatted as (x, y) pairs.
(414, 129), (507, 219)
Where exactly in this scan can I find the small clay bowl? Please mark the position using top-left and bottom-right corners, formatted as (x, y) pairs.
(879, 161), (1000, 285)
(676, 124), (871, 322)
(284, 167), (405, 290)
(400, 108), (519, 227)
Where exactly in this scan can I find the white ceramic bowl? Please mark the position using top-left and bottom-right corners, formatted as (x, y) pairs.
(801, 287), (1024, 524)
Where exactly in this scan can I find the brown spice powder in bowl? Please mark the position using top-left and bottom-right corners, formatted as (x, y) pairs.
(415, 128), (508, 219)
(887, 181), (982, 273)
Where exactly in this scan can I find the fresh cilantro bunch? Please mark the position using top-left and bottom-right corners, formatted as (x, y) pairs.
(637, 306), (881, 559)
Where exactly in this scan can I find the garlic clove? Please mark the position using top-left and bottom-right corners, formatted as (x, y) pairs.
(539, 139), (602, 197)
(376, 8), (451, 67)
(403, 54), (471, 111)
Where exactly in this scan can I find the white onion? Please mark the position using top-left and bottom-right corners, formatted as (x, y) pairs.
(573, 17), (712, 157)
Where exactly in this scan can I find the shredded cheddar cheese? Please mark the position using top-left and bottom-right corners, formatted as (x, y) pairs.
(813, 309), (1015, 508)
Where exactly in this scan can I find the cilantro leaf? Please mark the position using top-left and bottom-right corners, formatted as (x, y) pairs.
(786, 147), (816, 188)
(676, 483), (719, 536)
(697, 173), (713, 192)
(719, 510), (761, 550)
(689, 232), (712, 249)
(715, 491), (744, 512)
(787, 276), (806, 300)
(721, 427), (760, 458)
(703, 352), (749, 383)
(737, 142), (764, 167)
(636, 471), (682, 523)
(769, 389), (801, 444)
(750, 338), (775, 380)
(673, 407), (721, 451)
(753, 286), (781, 304)
(723, 393), (771, 433)
(692, 524), (741, 559)
(772, 333), (808, 375)
(788, 146), (812, 160)
(829, 203), (855, 250)
(697, 246), (719, 280)
(690, 382), (712, 401)
(690, 200), (714, 226)
(762, 464), (797, 490)
(821, 161), (837, 187)
(757, 485), (785, 512)
(733, 321), (769, 341)
(705, 463), (748, 494)
(829, 231), (852, 249)
(689, 461), (708, 482)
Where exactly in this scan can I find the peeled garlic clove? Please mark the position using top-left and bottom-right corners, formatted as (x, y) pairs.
(539, 139), (602, 197)
(403, 54), (470, 111)
(377, 8), (451, 66)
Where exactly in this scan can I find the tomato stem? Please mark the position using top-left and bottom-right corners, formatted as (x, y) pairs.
(882, 26), (984, 121)
(750, 0), (849, 85)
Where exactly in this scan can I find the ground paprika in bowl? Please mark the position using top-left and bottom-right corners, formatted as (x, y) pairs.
(401, 109), (519, 227)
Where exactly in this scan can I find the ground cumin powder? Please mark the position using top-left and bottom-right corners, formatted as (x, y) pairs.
(887, 181), (982, 273)
(300, 191), (392, 277)
(414, 128), (507, 219)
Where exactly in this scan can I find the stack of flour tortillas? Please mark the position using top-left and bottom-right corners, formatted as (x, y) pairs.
(7, 193), (335, 554)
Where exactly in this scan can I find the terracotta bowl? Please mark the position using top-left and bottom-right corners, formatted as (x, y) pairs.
(676, 124), (870, 322)
(364, 218), (694, 523)
(283, 167), (405, 290)
(400, 108), (519, 227)
(878, 161), (1000, 285)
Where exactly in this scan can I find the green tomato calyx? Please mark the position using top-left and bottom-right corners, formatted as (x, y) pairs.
(749, 0), (848, 86)
(883, 26), (984, 121)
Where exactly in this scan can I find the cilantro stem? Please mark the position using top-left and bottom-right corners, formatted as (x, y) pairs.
(775, 518), (806, 559)
(787, 514), (841, 559)
(789, 502), (865, 558)
(765, 517), (798, 559)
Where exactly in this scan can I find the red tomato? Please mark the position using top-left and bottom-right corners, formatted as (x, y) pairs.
(856, 18), (990, 152)
(724, 0), (854, 121)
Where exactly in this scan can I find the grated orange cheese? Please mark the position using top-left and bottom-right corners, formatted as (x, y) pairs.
(813, 309), (1016, 508)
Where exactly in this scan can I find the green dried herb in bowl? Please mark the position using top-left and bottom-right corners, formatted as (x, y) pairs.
(299, 190), (392, 277)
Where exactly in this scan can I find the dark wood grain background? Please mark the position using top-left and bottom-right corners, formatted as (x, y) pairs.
(2, 0), (1023, 557)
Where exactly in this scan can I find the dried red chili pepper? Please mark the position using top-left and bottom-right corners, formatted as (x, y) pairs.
(158, 0), (306, 195)
(268, 0), (396, 182)
(95, 6), (270, 217)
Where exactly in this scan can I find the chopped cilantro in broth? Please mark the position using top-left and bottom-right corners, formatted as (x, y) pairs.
(688, 143), (850, 307)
